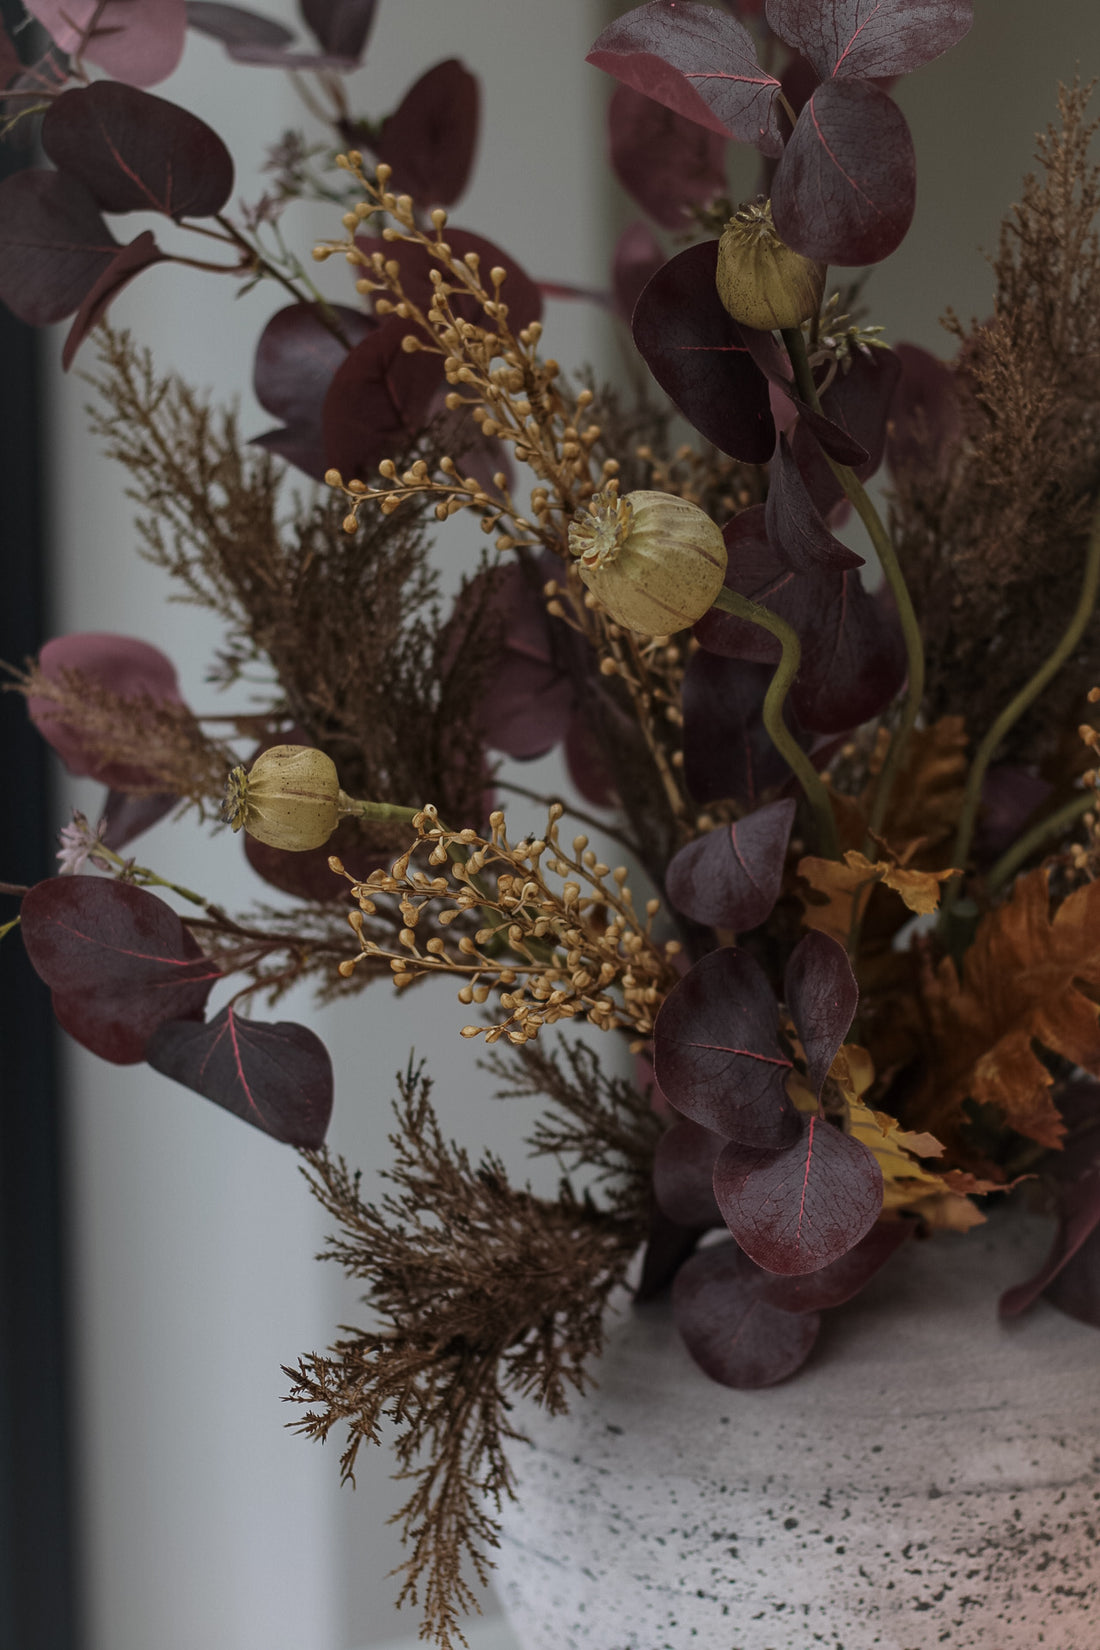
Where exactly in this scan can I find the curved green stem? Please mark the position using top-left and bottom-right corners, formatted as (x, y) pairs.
(942, 495), (1100, 919)
(711, 587), (838, 859)
(780, 327), (925, 845)
(986, 791), (1095, 896)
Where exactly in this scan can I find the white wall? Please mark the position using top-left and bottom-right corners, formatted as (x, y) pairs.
(45, 3), (1099, 1650)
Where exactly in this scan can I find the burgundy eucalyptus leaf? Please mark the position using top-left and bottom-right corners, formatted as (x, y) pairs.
(321, 316), (444, 483)
(714, 1112), (883, 1273)
(885, 341), (962, 479)
(665, 797), (795, 932)
(783, 930), (858, 1098)
(26, 0), (186, 87)
(778, 48), (818, 118)
(652, 945), (798, 1148)
(563, 709), (619, 810)
(697, 507), (904, 734)
(20, 877), (220, 1064)
(1043, 1222), (1100, 1330)
(766, 435), (864, 571)
(300, 0), (376, 59)
(635, 1206), (704, 1300)
(611, 219), (665, 323)
(101, 789), (177, 851)
(186, 3), (297, 50)
(973, 766), (1053, 861)
(609, 82), (728, 229)
(681, 650), (808, 805)
(145, 1006), (333, 1146)
(765, 0), (972, 83)
(243, 817), (387, 902)
(0, 170), (120, 325)
(29, 632), (185, 790)
(632, 241), (774, 463)
(252, 302), (374, 480)
(757, 1217), (911, 1311)
(42, 83), (235, 221)
(1000, 1171), (1100, 1319)
(588, 1), (784, 155)
(375, 59), (479, 207)
(654, 1118), (726, 1228)
(771, 80), (916, 266)
(0, 22), (20, 90)
(673, 1240), (821, 1387)
(62, 230), (167, 369)
(791, 345), (902, 512)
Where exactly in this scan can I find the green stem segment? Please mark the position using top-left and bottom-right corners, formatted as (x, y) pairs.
(942, 495), (1100, 918)
(985, 790), (1095, 896)
(711, 587), (838, 859)
(780, 327), (926, 844)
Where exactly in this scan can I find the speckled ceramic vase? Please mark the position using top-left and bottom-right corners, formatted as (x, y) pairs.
(493, 1215), (1099, 1650)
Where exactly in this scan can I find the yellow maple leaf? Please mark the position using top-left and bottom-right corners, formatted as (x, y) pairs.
(798, 849), (957, 942)
(919, 867), (1100, 1148)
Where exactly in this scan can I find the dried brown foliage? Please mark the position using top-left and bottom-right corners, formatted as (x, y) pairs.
(895, 81), (1100, 760)
(286, 1060), (646, 1649)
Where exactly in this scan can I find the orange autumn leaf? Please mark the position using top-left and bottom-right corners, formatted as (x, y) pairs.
(798, 850), (956, 942)
(920, 867), (1100, 1148)
(832, 716), (969, 857)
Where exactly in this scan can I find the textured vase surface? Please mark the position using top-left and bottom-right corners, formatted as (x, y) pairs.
(494, 1215), (1099, 1650)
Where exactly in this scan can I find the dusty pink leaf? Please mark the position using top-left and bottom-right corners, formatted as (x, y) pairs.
(26, 0), (187, 87)
(29, 632), (184, 788)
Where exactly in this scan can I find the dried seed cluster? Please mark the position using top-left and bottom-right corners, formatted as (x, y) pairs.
(333, 803), (681, 1044)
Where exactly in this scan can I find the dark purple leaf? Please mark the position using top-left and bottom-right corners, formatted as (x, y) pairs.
(29, 632), (185, 790)
(635, 1206), (703, 1300)
(974, 766), (1052, 861)
(26, 0), (186, 86)
(0, 170), (119, 325)
(791, 345), (902, 513)
(186, 2), (296, 48)
(784, 930), (858, 1097)
(252, 302), (374, 480)
(1001, 1084), (1100, 1319)
(587, 1), (784, 155)
(652, 945), (798, 1147)
(1000, 1173), (1100, 1319)
(608, 82), (728, 229)
(714, 1112), (883, 1273)
(146, 1005), (333, 1146)
(779, 47), (818, 118)
(772, 80), (916, 265)
(321, 316), (445, 482)
(0, 22), (20, 90)
(101, 789), (177, 851)
(665, 797), (795, 932)
(885, 341), (962, 479)
(766, 433), (864, 571)
(300, 0), (376, 58)
(62, 229), (167, 369)
(631, 241), (775, 462)
(673, 1240), (821, 1386)
(611, 219), (665, 324)
(20, 877), (220, 1064)
(42, 83), (234, 221)
(376, 59), (479, 207)
(696, 507), (905, 734)
(654, 1118), (726, 1227)
(757, 1217), (911, 1310)
(457, 562), (576, 760)
(563, 708), (620, 810)
(765, 0), (972, 82)
(681, 651), (808, 805)
(244, 817), (388, 902)
(1043, 1223), (1100, 1329)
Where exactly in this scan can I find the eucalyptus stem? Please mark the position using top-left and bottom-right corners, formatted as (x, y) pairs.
(986, 790), (1095, 896)
(942, 495), (1100, 920)
(780, 326), (926, 844)
(711, 587), (838, 859)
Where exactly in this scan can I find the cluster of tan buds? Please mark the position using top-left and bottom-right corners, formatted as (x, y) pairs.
(332, 803), (681, 1046)
(312, 159), (619, 552)
(1069, 686), (1100, 878)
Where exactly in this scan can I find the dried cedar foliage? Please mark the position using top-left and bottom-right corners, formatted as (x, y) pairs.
(896, 81), (1100, 761)
(287, 1057), (649, 1649)
(84, 329), (496, 832)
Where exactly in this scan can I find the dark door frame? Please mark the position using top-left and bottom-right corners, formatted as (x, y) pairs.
(0, 5), (82, 1644)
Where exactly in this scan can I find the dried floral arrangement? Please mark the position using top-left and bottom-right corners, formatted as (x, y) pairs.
(2, 0), (1100, 1643)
